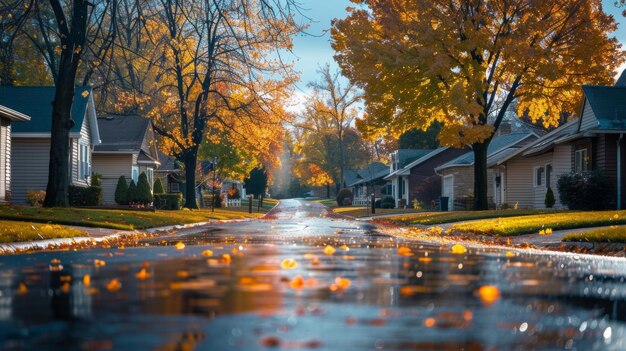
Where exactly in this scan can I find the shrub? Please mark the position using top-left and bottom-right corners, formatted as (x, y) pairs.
(336, 188), (353, 207)
(68, 185), (102, 207)
(115, 176), (129, 205)
(154, 193), (183, 210)
(380, 196), (395, 209)
(153, 178), (165, 194)
(136, 172), (153, 205)
(557, 171), (613, 210)
(127, 180), (138, 204)
(544, 187), (555, 208)
(26, 190), (45, 207)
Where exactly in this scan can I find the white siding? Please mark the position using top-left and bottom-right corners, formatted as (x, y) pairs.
(503, 156), (535, 208)
(11, 138), (50, 204)
(551, 144), (572, 209)
(580, 100), (599, 132)
(531, 153), (554, 209)
(72, 116), (92, 187)
(92, 154), (133, 205)
(0, 120), (9, 202)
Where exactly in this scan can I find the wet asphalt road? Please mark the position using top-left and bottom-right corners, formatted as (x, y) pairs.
(1, 199), (626, 350)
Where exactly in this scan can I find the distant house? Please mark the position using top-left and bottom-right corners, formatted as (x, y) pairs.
(435, 133), (538, 211)
(92, 115), (160, 205)
(384, 149), (434, 207)
(0, 86), (101, 204)
(0, 105), (30, 204)
(500, 73), (626, 210)
(347, 162), (389, 202)
(385, 147), (468, 208)
(154, 152), (183, 193)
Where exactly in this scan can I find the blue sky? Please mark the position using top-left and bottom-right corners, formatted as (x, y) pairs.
(290, 0), (626, 92)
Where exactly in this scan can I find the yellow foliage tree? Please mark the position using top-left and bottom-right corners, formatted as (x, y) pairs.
(332, 0), (623, 210)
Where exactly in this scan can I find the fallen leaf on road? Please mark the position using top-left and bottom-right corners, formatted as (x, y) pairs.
(280, 258), (298, 270)
(175, 242), (185, 250)
(477, 285), (500, 305)
(106, 279), (121, 292)
(451, 244), (467, 254)
(201, 250), (213, 257)
(135, 268), (149, 280)
(323, 245), (336, 255)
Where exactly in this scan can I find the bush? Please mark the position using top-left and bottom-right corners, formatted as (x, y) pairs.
(128, 180), (138, 204)
(154, 193), (183, 210)
(68, 185), (102, 207)
(557, 171), (613, 210)
(336, 188), (353, 207)
(26, 190), (45, 207)
(380, 196), (395, 209)
(115, 176), (129, 205)
(544, 187), (555, 208)
(135, 172), (153, 205)
(153, 178), (165, 194)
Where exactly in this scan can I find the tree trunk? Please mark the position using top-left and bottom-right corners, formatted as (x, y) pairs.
(182, 148), (199, 209)
(44, 76), (74, 207)
(472, 140), (490, 211)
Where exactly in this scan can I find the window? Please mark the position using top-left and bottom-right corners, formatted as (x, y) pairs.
(78, 144), (90, 180)
(534, 166), (544, 187)
(147, 168), (154, 190)
(170, 182), (180, 192)
(575, 149), (589, 173)
(545, 164), (552, 188)
(132, 166), (139, 183)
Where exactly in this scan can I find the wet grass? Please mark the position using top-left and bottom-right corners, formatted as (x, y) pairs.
(384, 209), (550, 226)
(333, 206), (425, 218)
(308, 198), (337, 207)
(451, 211), (626, 236)
(0, 220), (86, 243)
(0, 206), (268, 231)
(562, 226), (626, 243)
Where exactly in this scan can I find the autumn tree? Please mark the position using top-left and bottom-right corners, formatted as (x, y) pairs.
(105, 0), (300, 209)
(332, 0), (623, 210)
(0, 0), (33, 85)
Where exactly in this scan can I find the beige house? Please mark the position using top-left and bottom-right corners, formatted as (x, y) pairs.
(92, 115), (160, 205)
(435, 133), (538, 210)
(0, 86), (100, 204)
(0, 105), (30, 204)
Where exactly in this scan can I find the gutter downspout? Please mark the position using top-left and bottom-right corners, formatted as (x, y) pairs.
(619, 133), (623, 210)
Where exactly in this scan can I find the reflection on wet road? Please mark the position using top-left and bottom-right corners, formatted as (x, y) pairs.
(1, 199), (626, 350)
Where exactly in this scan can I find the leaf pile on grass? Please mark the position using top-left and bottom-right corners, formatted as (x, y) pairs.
(451, 211), (626, 236)
(563, 226), (626, 243)
(0, 220), (86, 243)
(0, 206), (265, 231)
(387, 209), (549, 226)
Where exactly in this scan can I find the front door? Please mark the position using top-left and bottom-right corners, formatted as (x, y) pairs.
(442, 175), (454, 211)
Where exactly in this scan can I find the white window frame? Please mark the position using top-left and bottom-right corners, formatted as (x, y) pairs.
(533, 166), (543, 188)
(78, 143), (90, 180)
(131, 166), (139, 183)
(575, 149), (588, 173)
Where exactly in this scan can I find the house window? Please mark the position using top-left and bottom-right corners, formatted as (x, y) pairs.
(132, 166), (139, 183)
(575, 149), (589, 173)
(170, 182), (180, 193)
(147, 168), (154, 190)
(79, 144), (90, 180)
(534, 166), (544, 187)
(545, 164), (552, 188)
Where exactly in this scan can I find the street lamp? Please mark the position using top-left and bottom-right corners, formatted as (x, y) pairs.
(211, 155), (218, 213)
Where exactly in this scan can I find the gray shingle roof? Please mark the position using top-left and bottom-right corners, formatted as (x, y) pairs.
(348, 162), (389, 186)
(94, 115), (150, 152)
(580, 85), (626, 131)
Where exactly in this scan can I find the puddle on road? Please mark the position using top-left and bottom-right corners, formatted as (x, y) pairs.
(1, 236), (626, 350)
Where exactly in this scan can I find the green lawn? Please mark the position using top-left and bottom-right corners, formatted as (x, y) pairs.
(384, 209), (551, 226)
(333, 206), (425, 218)
(562, 226), (626, 243)
(0, 205), (270, 231)
(0, 220), (87, 243)
(451, 210), (626, 236)
(308, 198), (337, 207)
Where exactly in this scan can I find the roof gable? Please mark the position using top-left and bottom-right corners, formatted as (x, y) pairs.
(580, 85), (626, 131)
(0, 86), (93, 135)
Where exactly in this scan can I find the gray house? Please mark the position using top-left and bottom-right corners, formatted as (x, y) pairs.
(92, 115), (160, 205)
(0, 105), (30, 204)
(0, 86), (101, 204)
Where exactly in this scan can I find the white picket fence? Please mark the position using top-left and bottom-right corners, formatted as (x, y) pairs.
(352, 197), (370, 206)
(224, 198), (242, 207)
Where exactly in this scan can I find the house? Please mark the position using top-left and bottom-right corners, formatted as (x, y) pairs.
(500, 73), (626, 209)
(347, 162), (389, 203)
(384, 147), (468, 208)
(155, 152), (183, 193)
(0, 105), (30, 204)
(0, 86), (101, 204)
(435, 132), (538, 210)
(384, 149), (434, 207)
(92, 115), (160, 205)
